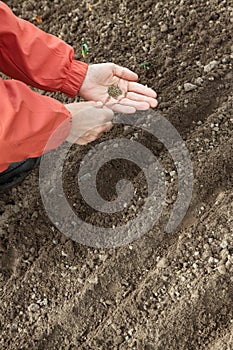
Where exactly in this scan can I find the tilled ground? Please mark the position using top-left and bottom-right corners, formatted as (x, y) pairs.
(0, 0), (233, 349)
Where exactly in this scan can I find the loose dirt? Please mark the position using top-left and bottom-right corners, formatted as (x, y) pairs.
(0, 0), (233, 349)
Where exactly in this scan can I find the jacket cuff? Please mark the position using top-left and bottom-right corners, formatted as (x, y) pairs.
(62, 60), (88, 98)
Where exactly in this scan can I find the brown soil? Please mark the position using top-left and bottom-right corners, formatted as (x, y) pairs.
(0, 0), (233, 349)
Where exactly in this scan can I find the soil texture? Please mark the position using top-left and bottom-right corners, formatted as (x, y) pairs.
(0, 0), (233, 349)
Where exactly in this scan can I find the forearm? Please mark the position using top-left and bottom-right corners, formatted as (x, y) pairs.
(0, 78), (71, 172)
(0, 1), (88, 97)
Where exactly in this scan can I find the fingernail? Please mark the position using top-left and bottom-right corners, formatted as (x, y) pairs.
(96, 101), (103, 107)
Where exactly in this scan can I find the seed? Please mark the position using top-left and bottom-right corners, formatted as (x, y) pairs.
(108, 84), (123, 99)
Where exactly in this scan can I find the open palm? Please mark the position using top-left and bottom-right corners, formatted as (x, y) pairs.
(78, 63), (158, 114)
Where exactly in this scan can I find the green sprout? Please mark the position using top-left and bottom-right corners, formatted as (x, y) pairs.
(81, 38), (89, 58)
(140, 61), (150, 70)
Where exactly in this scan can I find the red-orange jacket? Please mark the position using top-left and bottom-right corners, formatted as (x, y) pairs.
(0, 1), (88, 172)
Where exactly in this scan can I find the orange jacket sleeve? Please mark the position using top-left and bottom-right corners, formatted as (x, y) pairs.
(0, 78), (71, 172)
(0, 2), (88, 172)
(0, 1), (88, 96)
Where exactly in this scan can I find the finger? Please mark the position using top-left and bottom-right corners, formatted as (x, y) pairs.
(103, 122), (113, 132)
(91, 122), (113, 134)
(92, 131), (105, 139)
(82, 131), (104, 144)
(87, 134), (98, 142)
(76, 123), (112, 145)
(126, 92), (158, 108)
(81, 122), (113, 139)
(77, 133), (97, 144)
(105, 95), (151, 111)
(80, 123), (112, 141)
(78, 101), (97, 107)
(118, 99), (151, 110)
(75, 137), (88, 145)
(100, 107), (114, 122)
(128, 82), (157, 98)
(76, 101), (103, 109)
(110, 103), (136, 114)
(113, 64), (138, 82)
(97, 132), (104, 139)
(87, 123), (112, 137)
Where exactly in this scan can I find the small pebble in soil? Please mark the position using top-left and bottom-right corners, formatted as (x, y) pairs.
(217, 264), (226, 275)
(184, 83), (198, 92)
(194, 77), (204, 85)
(222, 57), (230, 64)
(160, 23), (168, 32)
(204, 60), (218, 73)
(28, 303), (40, 313)
(220, 240), (228, 249)
(157, 257), (168, 268)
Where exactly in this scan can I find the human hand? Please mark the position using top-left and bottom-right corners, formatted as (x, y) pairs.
(65, 101), (113, 145)
(78, 63), (158, 114)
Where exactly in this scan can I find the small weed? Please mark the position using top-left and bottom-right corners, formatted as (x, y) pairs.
(140, 61), (150, 70)
(81, 38), (89, 58)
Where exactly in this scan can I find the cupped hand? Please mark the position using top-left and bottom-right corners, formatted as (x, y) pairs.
(78, 63), (158, 114)
(65, 101), (113, 145)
